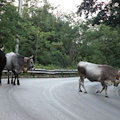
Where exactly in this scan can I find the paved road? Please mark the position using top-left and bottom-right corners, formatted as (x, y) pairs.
(0, 77), (120, 120)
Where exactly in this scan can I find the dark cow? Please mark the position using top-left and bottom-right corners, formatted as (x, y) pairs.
(0, 45), (6, 85)
(5, 52), (34, 85)
(77, 61), (120, 97)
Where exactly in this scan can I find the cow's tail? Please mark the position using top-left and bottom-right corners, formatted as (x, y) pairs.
(77, 64), (81, 75)
(77, 63), (86, 76)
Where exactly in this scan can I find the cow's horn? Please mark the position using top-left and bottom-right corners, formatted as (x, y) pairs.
(30, 55), (33, 59)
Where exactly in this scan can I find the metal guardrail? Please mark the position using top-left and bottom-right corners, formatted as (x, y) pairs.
(3, 69), (78, 75)
(28, 69), (78, 75)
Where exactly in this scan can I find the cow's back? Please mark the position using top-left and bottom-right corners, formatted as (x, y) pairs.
(78, 61), (101, 74)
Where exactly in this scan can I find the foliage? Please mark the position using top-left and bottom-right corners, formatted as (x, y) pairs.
(19, 0), (80, 68)
(76, 21), (120, 68)
(1, 0), (120, 69)
(77, 0), (120, 27)
(77, 0), (120, 68)
(0, 0), (22, 51)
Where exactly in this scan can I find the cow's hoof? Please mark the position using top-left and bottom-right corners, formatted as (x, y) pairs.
(79, 89), (82, 92)
(84, 91), (87, 94)
(17, 83), (20, 85)
(105, 95), (109, 98)
(13, 83), (16, 86)
(96, 90), (100, 93)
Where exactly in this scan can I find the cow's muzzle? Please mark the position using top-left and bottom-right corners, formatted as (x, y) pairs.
(23, 68), (28, 73)
(114, 80), (119, 87)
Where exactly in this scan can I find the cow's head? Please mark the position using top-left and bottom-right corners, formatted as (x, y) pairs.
(23, 55), (35, 73)
(114, 71), (120, 87)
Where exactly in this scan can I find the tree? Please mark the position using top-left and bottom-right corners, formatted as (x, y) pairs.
(76, 20), (120, 68)
(18, 0), (83, 68)
(77, 0), (120, 27)
(0, 0), (22, 52)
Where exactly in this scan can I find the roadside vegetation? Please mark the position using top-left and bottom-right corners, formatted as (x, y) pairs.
(0, 0), (120, 69)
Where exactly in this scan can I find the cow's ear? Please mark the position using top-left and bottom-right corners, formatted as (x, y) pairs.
(0, 45), (4, 51)
(30, 55), (33, 59)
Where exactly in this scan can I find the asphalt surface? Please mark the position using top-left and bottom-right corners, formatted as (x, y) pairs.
(0, 77), (120, 120)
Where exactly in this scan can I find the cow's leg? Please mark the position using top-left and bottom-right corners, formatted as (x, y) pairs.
(17, 79), (20, 85)
(0, 71), (2, 85)
(96, 81), (105, 93)
(104, 86), (108, 98)
(12, 70), (17, 85)
(12, 72), (20, 85)
(13, 76), (16, 85)
(79, 78), (82, 92)
(79, 76), (87, 93)
(101, 82), (109, 97)
(96, 82), (109, 97)
(11, 72), (14, 84)
(13, 74), (19, 86)
(17, 76), (20, 85)
(96, 86), (105, 93)
(7, 71), (10, 84)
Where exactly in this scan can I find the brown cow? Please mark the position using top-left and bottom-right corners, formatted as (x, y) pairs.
(77, 61), (120, 97)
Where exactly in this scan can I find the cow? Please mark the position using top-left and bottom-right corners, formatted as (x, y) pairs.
(77, 61), (120, 97)
(0, 45), (6, 85)
(5, 52), (34, 85)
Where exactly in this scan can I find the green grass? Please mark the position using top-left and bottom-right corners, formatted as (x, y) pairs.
(34, 64), (76, 70)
